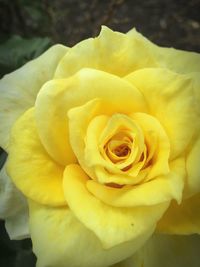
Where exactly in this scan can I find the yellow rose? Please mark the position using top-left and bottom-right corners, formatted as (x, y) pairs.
(0, 26), (200, 267)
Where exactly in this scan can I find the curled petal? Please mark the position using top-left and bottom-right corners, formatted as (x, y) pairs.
(87, 158), (185, 207)
(130, 112), (170, 180)
(84, 114), (146, 185)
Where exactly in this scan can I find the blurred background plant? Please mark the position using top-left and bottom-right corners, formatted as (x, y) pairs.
(0, 0), (199, 266)
(0, 0), (53, 77)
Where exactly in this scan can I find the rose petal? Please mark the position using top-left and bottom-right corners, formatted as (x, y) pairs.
(127, 28), (200, 74)
(29, 200), (152, 267)
(68, 99), (146, 184)
(63, 164), (169, 248)
(0, 165), (30, 240)
(0, 44), (68, 151)
(157, 193), (200, 235)
(54, 26), (157, 79)
(5, 207), (30, 240)
(0, 165), (27, 218)
(36, 68), (146, 165)
(6, 108), (66, 206)
(68, 98), (103, 180)
(87, 158), (185, 207)
(185, 137), (200, 197)
(113, 234), (200, 267)
(125, 68), (199, 159)
(156, 47), (200, 73)
(84, 113), (146, 185)
(130, 112), (170, 180)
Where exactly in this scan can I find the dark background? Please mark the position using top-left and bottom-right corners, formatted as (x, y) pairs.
(0, 0), (200, 266)
(0, 0), (200, 78)
(1, 0), (200, 50)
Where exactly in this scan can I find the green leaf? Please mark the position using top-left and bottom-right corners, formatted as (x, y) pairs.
(0, 35), (53, 78)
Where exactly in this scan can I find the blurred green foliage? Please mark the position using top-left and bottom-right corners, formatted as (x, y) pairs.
(0, 0), (53, 78)
(0, 36), (52, 78)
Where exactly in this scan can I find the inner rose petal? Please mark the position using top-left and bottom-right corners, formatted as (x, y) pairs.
(83, 112), (170, 186)
(67, 97), (170, 186)
(105, 132), (132, 163)
(130, 112), (170, 180)
(83, 113), (152, 185)
(98, 114), (145, 171)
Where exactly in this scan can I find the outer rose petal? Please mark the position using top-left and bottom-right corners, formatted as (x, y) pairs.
(185, 137), (200, 197)
(63, 164), (169, 248)
(29, 201), (153, 267)
(54, 26), (158, 79)
(6, 108), (66, 206)
(0, 165), (26, 218)
(127, 28), (200, 74)
(0, 165), (29, 239)
(178, 72), (200, 198)
(192, 73), (200, 117)
(0, 44), (68, 152)
(113, 234), (200, 267)
(125, 68), (200, 159)
(5, 207), (29, 240)
(55, 26), (200, 80)
(156, 193), (200, 235)
(154, 47), (200, 74)
(35, 69), (146, 165)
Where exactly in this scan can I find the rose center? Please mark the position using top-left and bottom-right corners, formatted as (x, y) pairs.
(104, 132), (133, 163)
(113, 143), (130, 157)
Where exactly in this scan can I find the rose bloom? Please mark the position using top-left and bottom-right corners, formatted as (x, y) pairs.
(0, 27), (200, 267)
